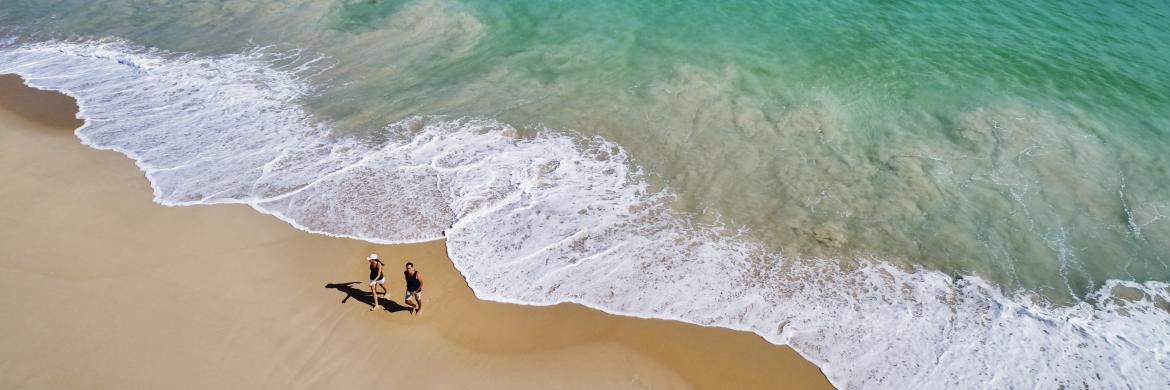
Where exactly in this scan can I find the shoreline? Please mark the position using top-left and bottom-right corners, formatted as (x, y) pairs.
(0, 73), (833, 388)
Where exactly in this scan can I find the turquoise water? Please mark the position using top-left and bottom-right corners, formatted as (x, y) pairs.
(4, 0), (1170, 386)
(6, 0), (1167, 297)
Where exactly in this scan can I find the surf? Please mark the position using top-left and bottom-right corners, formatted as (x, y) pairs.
(3, 39), (1168, 389)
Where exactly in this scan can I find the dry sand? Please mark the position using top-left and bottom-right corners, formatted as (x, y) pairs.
(0, 74), (832, 389)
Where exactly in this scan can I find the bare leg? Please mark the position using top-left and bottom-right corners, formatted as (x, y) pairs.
(369, 283), (381, 310)
(377, 283), (388, 296)
(414, 295), (423, 316)
(405, 293), (418, 314)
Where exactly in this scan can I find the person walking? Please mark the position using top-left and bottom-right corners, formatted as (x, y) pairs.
(403, 262), (424, 316)
(368, 254), (387, 310)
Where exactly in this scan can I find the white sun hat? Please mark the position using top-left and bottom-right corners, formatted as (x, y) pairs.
(368, 253), (379, 260)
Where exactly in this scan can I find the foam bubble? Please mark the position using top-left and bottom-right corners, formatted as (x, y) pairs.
(3, 40), (1168, 389)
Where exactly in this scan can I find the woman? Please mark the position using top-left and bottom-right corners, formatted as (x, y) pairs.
(367, 254), (387, 310)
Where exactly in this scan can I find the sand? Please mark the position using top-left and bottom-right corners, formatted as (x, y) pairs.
(0, 73), (832, 389)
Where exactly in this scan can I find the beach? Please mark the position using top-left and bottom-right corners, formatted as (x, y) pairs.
(0, 73), (832, 388)
(5, 1), (1169, 386)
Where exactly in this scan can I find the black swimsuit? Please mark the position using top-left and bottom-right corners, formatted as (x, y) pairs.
(369, 260), (384, 280)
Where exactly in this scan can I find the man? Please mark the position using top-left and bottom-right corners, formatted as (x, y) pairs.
(403, 262), (424, 316)
(367, 254), (387, 311)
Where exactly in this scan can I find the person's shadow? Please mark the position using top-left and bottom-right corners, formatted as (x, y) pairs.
(324, 282), (412, 313)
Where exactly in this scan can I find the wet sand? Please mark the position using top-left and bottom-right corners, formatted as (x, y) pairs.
(0, 74), (832, 389)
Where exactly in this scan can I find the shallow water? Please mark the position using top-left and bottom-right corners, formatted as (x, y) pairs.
(3, 0), (1169, 388)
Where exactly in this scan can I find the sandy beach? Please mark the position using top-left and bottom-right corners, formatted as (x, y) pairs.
(0, 74), (831, 389)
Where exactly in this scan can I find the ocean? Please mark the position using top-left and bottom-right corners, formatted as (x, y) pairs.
(2, 0), (1168, 387)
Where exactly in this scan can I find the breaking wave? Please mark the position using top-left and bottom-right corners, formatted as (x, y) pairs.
(3, 39), (1168, 389)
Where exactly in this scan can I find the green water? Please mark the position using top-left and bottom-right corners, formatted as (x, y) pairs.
(4, 0), (1169, 299)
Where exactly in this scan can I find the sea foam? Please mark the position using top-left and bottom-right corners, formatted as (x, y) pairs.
(3, 40), (1168, 389)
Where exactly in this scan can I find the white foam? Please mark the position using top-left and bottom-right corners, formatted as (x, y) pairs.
(3, 40), (1168, 389)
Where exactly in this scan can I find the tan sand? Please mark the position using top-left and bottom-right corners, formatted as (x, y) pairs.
(0, 74), (832, 389)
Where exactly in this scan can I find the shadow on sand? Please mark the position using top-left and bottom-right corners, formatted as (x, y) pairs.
(325, 282), (412, 313)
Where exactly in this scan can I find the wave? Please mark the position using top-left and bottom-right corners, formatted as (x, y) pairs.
(3, 39), (1168, 389)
